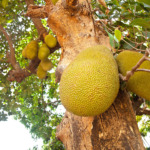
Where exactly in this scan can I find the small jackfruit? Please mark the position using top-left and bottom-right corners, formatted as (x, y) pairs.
(22, 47), (27, 58)
(40, 58), (53, 71)
(44, 34), (57, 48)
(37, 64), (47, 79)
(25, 40), (38, 60)
(59, 45), (119, 116)
(116, 50), (150, 101)
(38, 43), (50, 60)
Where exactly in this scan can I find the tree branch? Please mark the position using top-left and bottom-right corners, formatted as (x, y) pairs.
(136, 108), (150, 116)
(136, 68), (150, 72)
(0, 24), (20, 70)
(25, 0), (48, 40)
(120, 49), (150, 81)
(25, 5), (48, 18)
(132, 96), (150, 116)
(132, 96), (144, 112)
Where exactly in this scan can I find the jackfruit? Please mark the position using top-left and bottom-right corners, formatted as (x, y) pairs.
(51, 0), (58, 5)
(37, 64), (47, 79)
(116, 50), (150, 101)
(40, 58), (53, 71)
(22, 47), (27, 58)
(38, 43), (50, 60)
(25, 40), (38, 60)
(59, 45), (120, 116)
(44, 34), (57, 48)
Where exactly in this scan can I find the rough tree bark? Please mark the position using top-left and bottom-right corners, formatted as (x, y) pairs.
(27, 0), (145, 149)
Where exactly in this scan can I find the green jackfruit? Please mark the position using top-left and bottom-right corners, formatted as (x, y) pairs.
(51, 0), (58, 5)
(38, 43), (50, 60)
(59, 45), (119, 116)
(116, 50), (150, 101)
(22, 47), (27, 58)
(40, 58), (53, 71)
(37, 64), (47, 79)
(25, 40), (38, 60)
(44, 34), (57, 48)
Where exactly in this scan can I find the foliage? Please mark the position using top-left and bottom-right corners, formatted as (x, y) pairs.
(0, 0), (150, 149)
(0, 0), (65, 149)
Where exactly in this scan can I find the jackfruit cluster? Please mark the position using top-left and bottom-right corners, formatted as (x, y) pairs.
(37, 42), (53, 79)
(59, 45), (120, 116)
(116, 50), (150, 101)
(36, 34), (56, 78)
(21, 36), (56, 79)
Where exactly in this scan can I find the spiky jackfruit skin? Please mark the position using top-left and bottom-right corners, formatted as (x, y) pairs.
(38, 43), (50, 60)
(59, 45), (120, 116)
(26, 40), (38, 60)
(37, 64), (47, 79)
(40, 58), (53, 71)
(116, 50), (150, 101)
(44, 34), (57, 48)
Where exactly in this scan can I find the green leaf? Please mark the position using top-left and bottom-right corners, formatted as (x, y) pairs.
(106, 30), (115, 47)
(131, 18), (150, 29)
(7, 19), (13, 23)
(114, 29), (122, 42)
(2, 0), (8, 8)
(137, 0), (150, 6)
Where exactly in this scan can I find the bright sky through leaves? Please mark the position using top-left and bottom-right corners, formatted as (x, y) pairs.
(0, 116), (43, 150)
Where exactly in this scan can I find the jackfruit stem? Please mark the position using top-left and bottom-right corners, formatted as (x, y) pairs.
(120, 49), (150, 81)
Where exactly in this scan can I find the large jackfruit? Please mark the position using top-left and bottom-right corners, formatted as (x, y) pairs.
(59, 45), (119, 116)
(116, 50), (150, 101)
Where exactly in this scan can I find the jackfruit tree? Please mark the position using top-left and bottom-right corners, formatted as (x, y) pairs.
(0, 0), (150, 149)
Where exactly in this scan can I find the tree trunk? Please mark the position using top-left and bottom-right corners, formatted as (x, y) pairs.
(44, 0), (145, 149)
(56, 90), (145, 150)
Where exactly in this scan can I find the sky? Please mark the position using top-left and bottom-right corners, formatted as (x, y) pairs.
(0, 109), (149, 150)
(0, 116), (43, 150)
(0, 105), (65, 150)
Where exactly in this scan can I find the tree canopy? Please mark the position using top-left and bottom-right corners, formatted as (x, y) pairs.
(0, 0), (150, 149)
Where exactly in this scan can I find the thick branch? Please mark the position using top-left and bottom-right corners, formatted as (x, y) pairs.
(136, 108), (150, 116)
(25, 0), (48, 40)
(25, 5), (48, 18)
(121, 49), (150, 81)
(0, 24), (20, 70)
